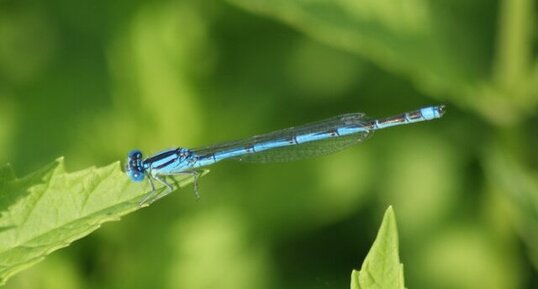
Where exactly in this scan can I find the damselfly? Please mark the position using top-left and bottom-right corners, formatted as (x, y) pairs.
(127, 105), (445, 205)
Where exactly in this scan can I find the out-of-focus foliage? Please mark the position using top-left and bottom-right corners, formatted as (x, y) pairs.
(227, 0), (537, 125)
(0, 0), (536, 288)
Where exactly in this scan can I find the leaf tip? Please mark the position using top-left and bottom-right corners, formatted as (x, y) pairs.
(350, 206), (405, 289)
(350, 269), (360, 289)
(382, 205), (397, 226)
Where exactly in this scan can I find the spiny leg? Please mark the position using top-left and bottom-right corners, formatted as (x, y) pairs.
(186, 170), (202, 199)
(155, 171), (202, 200)
(161, 170), (203, 199)
(168, 175), (180, 190)
(139, 173), (158, 206)
(139, 170), (203, 205)
(147, 175), (175, 204)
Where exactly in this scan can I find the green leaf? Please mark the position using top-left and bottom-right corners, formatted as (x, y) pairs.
(350, 206), (405, 289)
(0, 158), (201, 286)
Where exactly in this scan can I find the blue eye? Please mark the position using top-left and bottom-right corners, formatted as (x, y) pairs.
(126, 149), (146, 182)
(129, 149), (143, 159)
(129, 171), (145, 182)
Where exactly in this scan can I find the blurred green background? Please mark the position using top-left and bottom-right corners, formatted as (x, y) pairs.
(1, 0), (537, 288)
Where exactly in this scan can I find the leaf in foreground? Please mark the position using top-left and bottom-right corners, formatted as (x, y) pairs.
(0, 158), (199, 286)
(351, 206), (405, 289)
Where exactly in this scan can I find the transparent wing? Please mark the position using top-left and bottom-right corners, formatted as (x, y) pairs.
(192, 113), (372, 163)
(235, 132), (371, 163)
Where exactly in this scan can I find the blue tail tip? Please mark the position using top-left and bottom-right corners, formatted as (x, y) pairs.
(437, 105), (446, 117)
(421, 105), (446, 120)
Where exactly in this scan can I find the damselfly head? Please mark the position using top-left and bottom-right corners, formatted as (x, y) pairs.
(126, 149), (145, 182)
